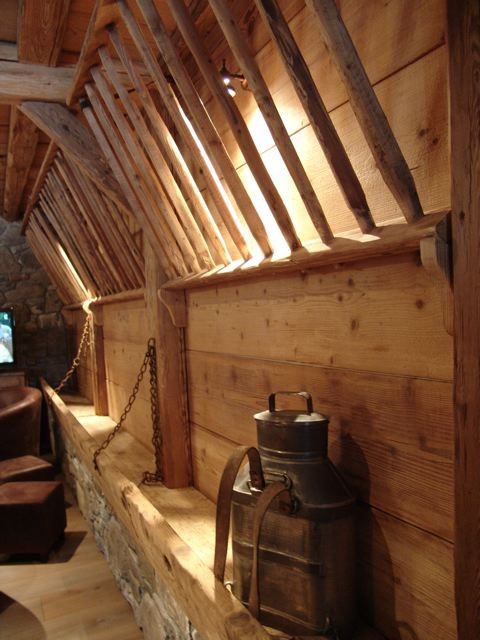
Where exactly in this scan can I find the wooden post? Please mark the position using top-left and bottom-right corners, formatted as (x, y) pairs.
(145, 241), (192, 488)
(89, 305), (109, 416)
(448, 1), (480, 638)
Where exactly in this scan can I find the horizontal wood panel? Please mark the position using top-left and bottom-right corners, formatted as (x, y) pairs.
(190, 425), (455, 639)
(106, 378), (153, 451)
(187, 253), (453, 380)
(103, 298), (148, 344)
(187, 350), (453, 540)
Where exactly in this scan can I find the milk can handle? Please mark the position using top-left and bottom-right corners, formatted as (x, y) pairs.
(268, 391), (313, 414)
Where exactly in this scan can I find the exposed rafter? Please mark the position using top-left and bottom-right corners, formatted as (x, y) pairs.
(0, 61), (73, 103)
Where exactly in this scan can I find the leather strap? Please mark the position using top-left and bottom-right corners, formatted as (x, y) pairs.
(247, 481), (292, 619)
(214, 445), (264, 582)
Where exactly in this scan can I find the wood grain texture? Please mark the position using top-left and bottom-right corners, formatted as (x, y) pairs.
(448, 0), (480, 637)
(0, 61), (73, 103)
(17, 0), (71, 65)
(187, 252), (453, 380)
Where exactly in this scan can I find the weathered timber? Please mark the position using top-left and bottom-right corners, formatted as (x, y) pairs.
(130, 0), (273, 257)
(98, 44), (220, 269)
(89, 304), (109, 416)
(80, 86), (181, 280)
(17, 0), (70, 65)
(107, 26), (238, 264)
(208, 0), (334, 245)
(304, 0), (423, 224)
(19, 101), (128, 213)
(448, 0), (480, 637)
(89, 288), (145, 309)
(166, 0), (301, 251)
(0, 61), (73, 103)
(0, 43), (17, 62)
(3, 109), (38, 220)
(253, 0), (374, 234)
(144, 241), (192, 488)
(88, 69), (200, 274)
(22, 140), (57, 231)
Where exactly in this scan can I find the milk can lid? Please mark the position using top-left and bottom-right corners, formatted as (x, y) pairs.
(254, 391), (329, 425)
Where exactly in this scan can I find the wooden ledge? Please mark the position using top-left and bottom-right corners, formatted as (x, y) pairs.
(42, 380), (383, 640)
(163, 211), (450, 291)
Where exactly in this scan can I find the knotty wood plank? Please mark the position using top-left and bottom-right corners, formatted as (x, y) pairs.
(19, 101), (128, 212)
(167, 0), (301, 251)
(144, 241), (192, 488)
(253, 0), (374, 234)
(304, 0), (423, 225)
(187, 350), (453, 540)
(448, 0), (480, 637)
(0, 60), (73, 103)
(131, 0), (273, 257)
(17, 0), (71, 65)
(186, 252), (453, 380)
(3, 109), (38, 220)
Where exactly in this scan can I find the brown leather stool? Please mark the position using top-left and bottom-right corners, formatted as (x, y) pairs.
(0, 481), (66, 559)
(0, 455), (54, 484)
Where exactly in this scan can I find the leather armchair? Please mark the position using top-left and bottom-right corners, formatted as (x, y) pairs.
(0, 387), (42, 461)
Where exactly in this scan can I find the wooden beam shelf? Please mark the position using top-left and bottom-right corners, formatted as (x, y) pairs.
(163, 211), (450, 291)
(43, 380), (382, 640)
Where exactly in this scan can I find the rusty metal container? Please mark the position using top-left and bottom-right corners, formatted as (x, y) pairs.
(231, 391), (356, 638)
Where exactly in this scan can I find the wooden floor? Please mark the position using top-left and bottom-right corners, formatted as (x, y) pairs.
(0, 485), (144, 640)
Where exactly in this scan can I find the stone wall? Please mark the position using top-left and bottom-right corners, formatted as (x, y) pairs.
(60, 438), (200, 640)
(0, 218), (68, 386)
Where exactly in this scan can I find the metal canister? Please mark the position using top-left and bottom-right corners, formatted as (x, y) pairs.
(231, 391), (356, 637)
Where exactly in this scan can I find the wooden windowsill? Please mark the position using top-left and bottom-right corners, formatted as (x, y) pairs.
(43, 381), (382, 640)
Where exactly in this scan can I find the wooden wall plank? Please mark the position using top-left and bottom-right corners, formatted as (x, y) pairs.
(187, 253), (453, 380)
(448, 0), (480, 637)
(187, 350), (453, 541)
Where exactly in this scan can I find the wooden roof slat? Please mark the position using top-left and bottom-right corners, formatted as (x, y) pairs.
(3, 107), (39, 220)
(54, 157), (134, 292)
(62, 155), (145, 288)
(98, 43), (222, 269)
(128, 0), (273, 257)
(82, 81), (186, 280)
(117, 0), (251, 261)
(305, 0), (424, 224)
(253, 0), (375, 235)
(207, 0), (334, 245)
(166, 0), (302, 251)
(90, 65), (202, 274)
(0, 60), (73, 104)
(19, 101), (129, 213)
(22, 140), (57, 232)
(107, 26), (244, 264)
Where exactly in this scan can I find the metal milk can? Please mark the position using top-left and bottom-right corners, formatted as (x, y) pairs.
(229, 391), (356, 638)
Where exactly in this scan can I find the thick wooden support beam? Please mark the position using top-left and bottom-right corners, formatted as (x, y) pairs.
(88, 305), (109, 416)
(17, 0), (70, 65)
(0, 61), (73, 103)
(3, 109), (38, 220)
(130, 0), (273, 257)
(208, 0), (334, 245)
(253, 0), (374, 235)
(145, 241), (192, 488)
(448, 1), (480, 637)
(167, 0), (301, 251)
(305, 0), (423, 224)
(19, 101), (128, 213)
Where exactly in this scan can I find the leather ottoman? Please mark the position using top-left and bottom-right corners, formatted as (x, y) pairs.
(0, 455), (54, 484)
(0, 481), (66, 559)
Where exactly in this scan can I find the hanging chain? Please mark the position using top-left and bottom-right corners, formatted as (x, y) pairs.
(93, 337), (164, 484)
(54, 315), (91, 395)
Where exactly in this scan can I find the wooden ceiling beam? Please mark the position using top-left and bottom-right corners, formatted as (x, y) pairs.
(253, 0), (375, 235)
(0, 61), (73, 103)
(305, 0), (424, 224)
(17, 0), (71, 66)
(166, 0), (302, 251)
(19, 101), (128, 213)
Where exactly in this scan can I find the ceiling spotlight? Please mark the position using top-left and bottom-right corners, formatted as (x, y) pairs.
(220, 59), (247, 97)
